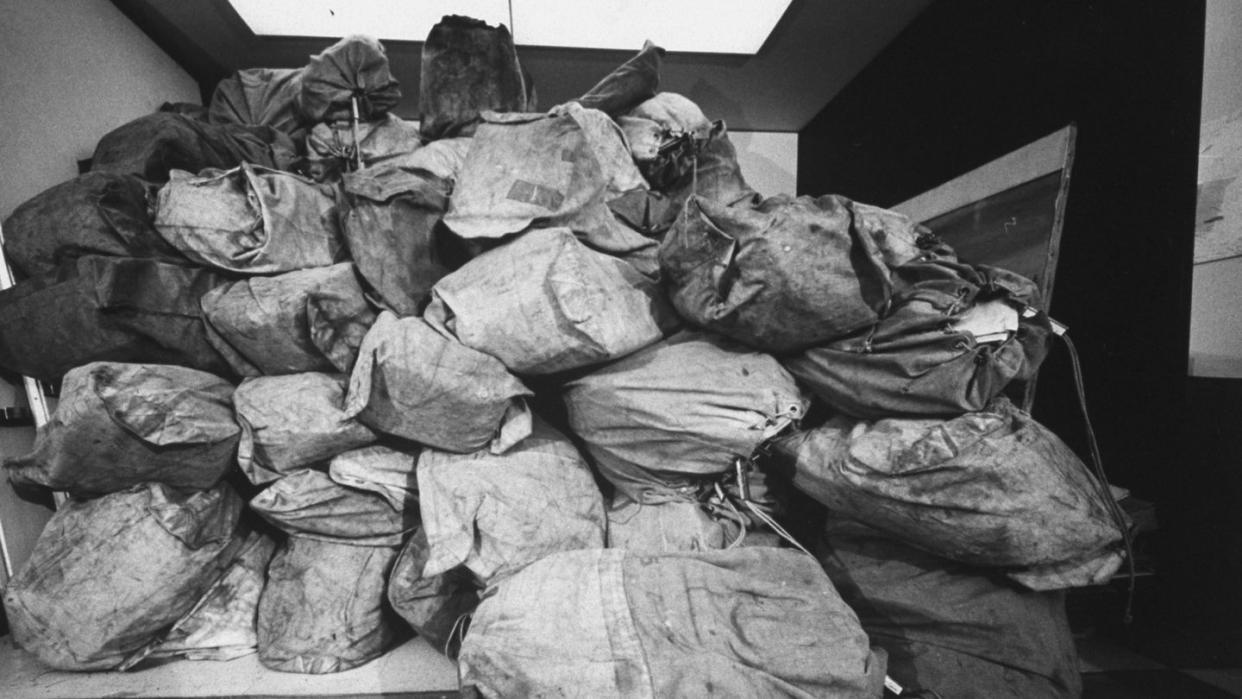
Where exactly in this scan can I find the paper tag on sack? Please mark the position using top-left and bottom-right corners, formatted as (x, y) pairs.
(952, 299), (1020, 344)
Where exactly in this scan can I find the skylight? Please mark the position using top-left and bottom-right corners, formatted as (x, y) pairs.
(227, 0), (793, 54)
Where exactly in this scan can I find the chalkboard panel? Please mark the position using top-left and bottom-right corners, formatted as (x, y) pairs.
(892, 126), (1076, 407)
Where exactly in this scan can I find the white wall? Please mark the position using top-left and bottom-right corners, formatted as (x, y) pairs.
(730, 131), (798, 198)
(1190, 0), (1242, 377)
(0, 0), (201, 585)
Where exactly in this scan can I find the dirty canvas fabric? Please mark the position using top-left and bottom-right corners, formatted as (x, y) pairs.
(563, 330), (808, 503)
(208, 67), (307, 143)
(307, 114), (422, 171)
(2, 482), (244, 671)
(299, 35), (401, 123)
(4, 362), (239, 496)
(417, 416), (605, 584)
(345, 312), (532, 453)
(257, 536), (402, 674)
(443, 104), (653, 256)
(424, 227), (673, 375)
(201, 262), (375, 376)
(154, 164), (343, 274)
(772, 396), (1124, 587)
(458, 547), (886, 698)
(418, 15), (533, 141)
(387, 528), (479, 655)
(251, 469), (417, 547)
(90, 112), (296, 183)
(340, 166), (455, 316)
(328, 444), (419, 511)
(234, 372), (379, 485)
(605, 497), (732, 553)
(131, 530), (278, 664)
(660, 193), (925, 353)
(0, 255), (233, 382)
(784, 253), (1053, 419)
(573, 41), (663, 118)
(820, 517), (1082, 699)
(2, 172), (183, 280)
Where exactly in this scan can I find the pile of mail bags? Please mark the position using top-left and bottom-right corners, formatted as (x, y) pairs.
(0, 18), (1121, 697)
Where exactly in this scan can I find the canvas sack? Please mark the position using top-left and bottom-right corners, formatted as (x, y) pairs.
(820, 517), (1082, 698)
(417, 416), (605, 585)
(90, 112), (296, 183)
(345, 312), (532, 453)
(2, 172), (184, 280)
(127, 530), (278, 665)
(443, 104), (654, 256)
(387, 528), (479, 656)
(201, 262), (375, 376)
(299, 35), (401, 123)
(2, 482), (244, 671)
(0, 255), (233, 382)
(772, 396), (1124, 588)
(4, 362), (238, 496)
(573, 41), (663, 118)
(251, 468), (417, 547)
(328, 444), (419, 511)
(563, 330), (807, 503)
(424, 227), (673, 375)
(660, 193), (925, 352)
(234, 372), (378, 485)
(418, 15), (533, 141)
(458, 547), (886, 698)
(340, 166), (456, 316)
(208, 67), (307, 144)
(784, 252), (1053, 419)
(154, 163), (342, 274)
(257, 536), (401, 674)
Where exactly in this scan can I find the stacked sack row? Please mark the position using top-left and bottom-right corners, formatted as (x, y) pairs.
(0, 16), (1123, 698)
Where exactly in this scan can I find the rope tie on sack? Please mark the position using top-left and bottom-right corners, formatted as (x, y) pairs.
(1020, 305), (1136, 623)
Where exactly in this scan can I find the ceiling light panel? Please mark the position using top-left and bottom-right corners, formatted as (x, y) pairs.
(228, 0), (792, 54)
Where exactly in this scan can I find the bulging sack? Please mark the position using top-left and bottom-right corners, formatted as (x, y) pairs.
(784, 252), (1053, 419)
(2, 172), (183, 280)
(4, 362), (239, 496)
(424, 227), (674, 375)
(250, 468), (417, 547)
(417, 416), (605, 584)
(820, 517), (1082, 699)
(328, 444), (420, 511)
(2, 482), (244, 671)
(563, 330), (808, 503)
(418, 15), (534, 141)
(458, 547), (886, 699)
(299, 35), (401, 123)
(307, 114), (422, 170)
(660, 193), (924, 352)
(345, 312), (532, 453)
(340, 166), (456, 316)
(153, 163), (343, 274)
(90, 112), (297, 183)
(128, 530), (278, 665)
(0, 255), (233, 382)
(442, 104), (653, 256)
(257, 536), (402, 674)
(387, 528), (479, 656)
(201, 262), (376, 376)
(573, 41), (663, 118)
(234, 372), (379, 485)
(208, 68), (306, 140)
(772, 396), (1124, 588)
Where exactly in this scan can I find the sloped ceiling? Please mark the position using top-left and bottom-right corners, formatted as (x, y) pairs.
(114, 0), (931, 132)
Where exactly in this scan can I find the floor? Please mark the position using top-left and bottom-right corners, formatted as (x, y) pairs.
(1, 629), (1239, 698)
(1077, 629), (1242, 698)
